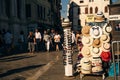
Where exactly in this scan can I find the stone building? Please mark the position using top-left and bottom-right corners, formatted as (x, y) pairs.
(68, 0), (110, 31)
(0, 0), (61, 44)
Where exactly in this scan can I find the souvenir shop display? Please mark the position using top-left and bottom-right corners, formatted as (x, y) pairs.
(77, 11), (112, 80)
(62, 19), (73, 76)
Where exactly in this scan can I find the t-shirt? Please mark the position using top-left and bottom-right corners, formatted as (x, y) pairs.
(54, 34), (61, 42)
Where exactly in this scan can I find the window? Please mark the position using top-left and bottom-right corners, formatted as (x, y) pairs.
(26, 4), (31, 18)
(89, 0), (94, 2)
(115, 23), (120, 31)
(85, 7), (88, 14)
(95, 7), (98, 13)
(78, 8), (80, 14)
(37, 5), (40, 18)
(78, 19), (81, 25)
(80, 0), (84, 3)
(104, 6), (108, 13)
(43, 7), (46, 19)
(41, 6), (43, 19)
(90, 7), (93, 14)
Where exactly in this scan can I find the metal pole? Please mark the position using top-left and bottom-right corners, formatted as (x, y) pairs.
(117, 41), (120, 80)
(112, 41), (116, 80)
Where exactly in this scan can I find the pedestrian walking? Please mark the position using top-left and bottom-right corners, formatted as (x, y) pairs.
(35, 29), (42, 52)
(71, 31), (76, 50)
(27, 31), (35, 54)
(50, 29), (55, 51)
(54, 31), (61, 51)
(4, 30), (13, 54)
(76, 30), (82, 51)
(43, 30), (51, 52)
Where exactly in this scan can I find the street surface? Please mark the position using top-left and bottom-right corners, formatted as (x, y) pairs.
(0, 51), (115, 80)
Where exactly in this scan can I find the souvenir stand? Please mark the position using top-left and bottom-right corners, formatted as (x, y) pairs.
(78, 12), (112, 80)
(62, 19), (73, 77)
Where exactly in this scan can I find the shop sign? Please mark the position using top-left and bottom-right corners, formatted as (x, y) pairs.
(109, 15), (120, 21)
(86, 15), (94, 22)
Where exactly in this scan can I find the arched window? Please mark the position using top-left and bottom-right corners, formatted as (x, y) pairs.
(85, 7), (88, 14)
(104, 6), (108, 13)
(90, 7), (93, 14)
(78, 7), (80, 14)
(95, 7), (98, 13)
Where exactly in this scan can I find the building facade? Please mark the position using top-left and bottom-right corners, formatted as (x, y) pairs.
(68, 0), (110, 31)
(0, 0), (61, 44)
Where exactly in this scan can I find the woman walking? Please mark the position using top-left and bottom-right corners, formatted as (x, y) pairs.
(27, 31), (35, 54)
(54, 32), (61, 51)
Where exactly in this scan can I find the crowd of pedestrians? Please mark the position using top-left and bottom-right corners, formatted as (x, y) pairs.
(0, 28), (83, 55)
(28, 29), (82, 53)
(27, 28), (64, 54)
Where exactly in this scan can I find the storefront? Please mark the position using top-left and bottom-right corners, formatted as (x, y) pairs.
(109, 3), (120, 41)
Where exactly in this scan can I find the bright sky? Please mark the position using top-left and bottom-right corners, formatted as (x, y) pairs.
(61, 0), (69, 18)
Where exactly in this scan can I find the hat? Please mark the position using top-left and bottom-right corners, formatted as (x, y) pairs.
(92, 66), (103, 73)
(62, 18), (71, 28)
(82, 25), (91, 36)
(90, 47), (101, 56)
(94, 11), (105, 22)
(80, 58), (92, 74)
(82, 36), (93, 46)
(91, 54), (102, 66)
(100, 34), (110, 43)
(81, 46), (91, 57)
(101, 43), (110, 52)
(103, 24), (112, 35)
(100, 51), (111, 62)
(90, 26), (102, 38)
(92, 39), (101, 47)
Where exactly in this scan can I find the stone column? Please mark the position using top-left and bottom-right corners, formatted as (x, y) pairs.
(0, 0), (3, 16)
(0, 0), (8, 30)
(20, 0), (26, 20)
(0, 0), (8, 19)
(10, 0), (19, 45)
(10, 0), (18, 19)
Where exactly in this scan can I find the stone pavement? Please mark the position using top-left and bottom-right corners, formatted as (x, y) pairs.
(0, 51), (115, 80)
(0, 51), (59, 80)
(37, 52), (114, 80)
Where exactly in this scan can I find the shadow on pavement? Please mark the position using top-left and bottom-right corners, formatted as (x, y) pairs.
(0, 55), (36, 62)
(0, 64), (46, 78)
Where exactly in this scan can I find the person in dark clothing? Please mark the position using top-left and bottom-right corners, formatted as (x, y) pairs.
(27, 31), (35, 54)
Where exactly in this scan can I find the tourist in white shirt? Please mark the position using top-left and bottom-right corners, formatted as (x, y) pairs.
(35, 29), (42, 51)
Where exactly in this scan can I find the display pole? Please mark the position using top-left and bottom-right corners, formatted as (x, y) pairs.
(62, 19), (73, 77)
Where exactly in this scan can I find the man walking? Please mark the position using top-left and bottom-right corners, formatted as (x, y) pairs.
(35, 29), (42, 52)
